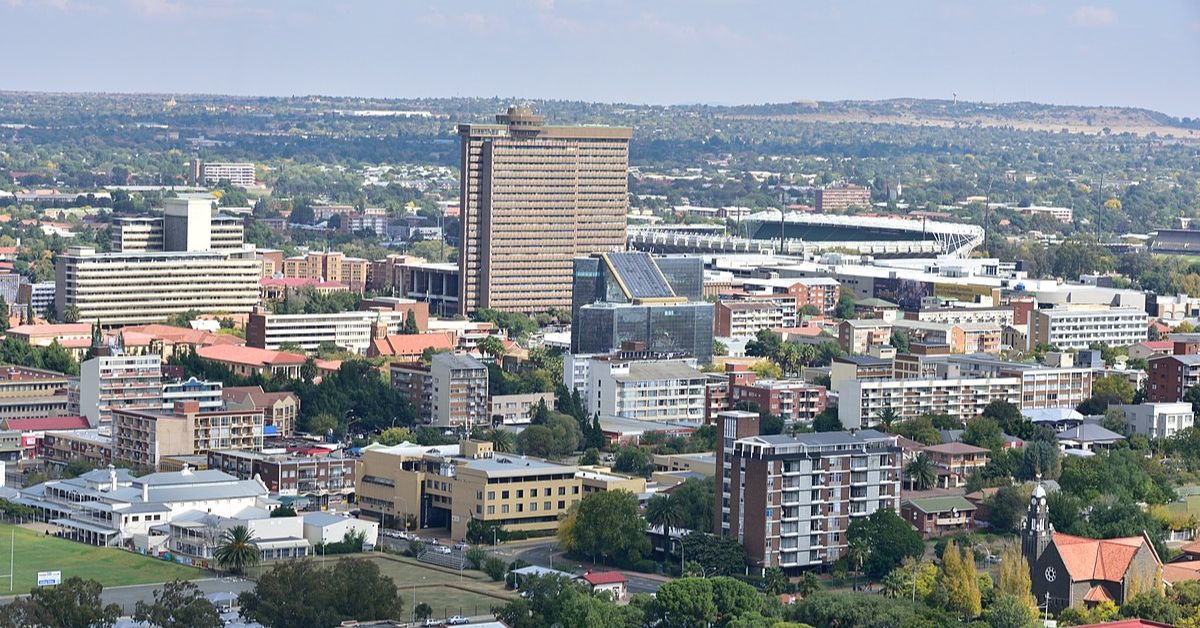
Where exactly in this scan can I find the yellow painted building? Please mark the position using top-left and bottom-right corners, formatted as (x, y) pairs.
(356, 440), (588, 540)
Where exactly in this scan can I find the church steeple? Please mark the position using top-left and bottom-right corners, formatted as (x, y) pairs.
(1022, 480), (1052, 567)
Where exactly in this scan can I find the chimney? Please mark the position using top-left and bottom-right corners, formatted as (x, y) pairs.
(108, 464), (118, 491)
(142, 482), (149, 502)
(181, 463), (192, 476)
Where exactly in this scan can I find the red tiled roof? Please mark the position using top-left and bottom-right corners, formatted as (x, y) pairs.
(196, 345), (305, 367)
(4, 416), (89, 431)
(122, 324), (245, 347)
(1139, 340), (1174, 350)
(582, 571), (626, 585)
(1163, 560), (1200, 583)
(1083, 584), (1114, 603)
(370, 332), (455, 358)
(260, 277), (349, 289)
(1052, 532), (1152, 583)
(7, 323), (92, 337)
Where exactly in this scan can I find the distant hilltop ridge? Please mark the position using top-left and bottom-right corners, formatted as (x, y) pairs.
(711, 98), (1198, 138)
(0, 91), (1194, 138)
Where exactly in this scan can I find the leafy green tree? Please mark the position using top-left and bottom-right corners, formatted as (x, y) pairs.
(986, 593), (1035, 628)
(653, 578), (718, 628)
(812, 409), (843, 432)
(1118, 591), (1184, 624)
(904, 452), (937, 491)
(893, 415), (942, 445)
(987, 486), (1027, 533)
(214, 525), (260, 575)
(678, 532), (748, 577)
(373, 426), (413, 446)
(1017, 440), (1060, 481)
(482, 556), (507, 581)
(134, 580), (221, 628)
(270, 505), (297, 518)
(326, 558), (404, 623)
(790, 591), (952, 627)
(413, 602), (432, 622)
(0, 576), (120, 628)
(981, 400), (1022, 431)
(402, 310), (419, 334)
(1092, 373), (1136, 405)
(889, 329), (909, 353)
(669, 477), (715, 532)
(613, 446), (652, 476)
(238, 558), (402, 628)
(569, 490), (650, 565)
(835, 291), (856, 319)
(579, 447), (600, 465)
(846, 509), (924, 579)
(961, 417), (1004, 451)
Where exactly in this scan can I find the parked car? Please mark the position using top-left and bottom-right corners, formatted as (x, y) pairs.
(427, 537), (441, 545)
(434, 545), (452, 555)
(453, 542), (470, 551)
(446, 616), (470, 625)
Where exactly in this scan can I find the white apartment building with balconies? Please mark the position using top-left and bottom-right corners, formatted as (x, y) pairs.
(587, 359), (707, 425)
(1029, 306), (1148, 350)
(838, 377), (1023, 429)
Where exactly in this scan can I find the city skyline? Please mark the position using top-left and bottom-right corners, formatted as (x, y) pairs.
(0, 0), (1198, 116)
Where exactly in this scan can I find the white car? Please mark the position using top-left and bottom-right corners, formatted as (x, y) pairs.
(434, 545), (452, 555)
(453, 542), (470, 551)
(446, 616), (470, 626)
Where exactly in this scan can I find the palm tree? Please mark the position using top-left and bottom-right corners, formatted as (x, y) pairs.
(644, 495), (684, 534)
(214, 525), (260, 576)
(795, 572), (820, 598)
(880, 569), (909, 599)
(489, 429), (514, 453)
(846, 537), (869, 589)
(875, 407), (900, 431)
(477, 336), (506, 361)
(904, 452), (937, 491)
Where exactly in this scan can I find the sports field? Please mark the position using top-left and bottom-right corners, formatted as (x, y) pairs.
(301, 553), (516, 620)
(0, 524), (202, 593)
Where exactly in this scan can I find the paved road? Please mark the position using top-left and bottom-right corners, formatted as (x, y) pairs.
(102, 578), (255, 615)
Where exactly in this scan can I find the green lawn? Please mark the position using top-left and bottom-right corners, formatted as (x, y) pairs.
(0, 525), (203, 593)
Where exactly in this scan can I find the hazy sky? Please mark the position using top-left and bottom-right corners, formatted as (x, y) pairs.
(4, 0), (1199, 116)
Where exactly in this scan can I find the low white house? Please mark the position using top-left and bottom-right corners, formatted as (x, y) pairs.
(581, 571), (627, 600)
(1115, 402), (1195, 439)
(302, 512), (379, 547)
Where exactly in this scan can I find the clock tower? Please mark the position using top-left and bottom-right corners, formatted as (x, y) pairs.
(1021, 482), (1052, 567)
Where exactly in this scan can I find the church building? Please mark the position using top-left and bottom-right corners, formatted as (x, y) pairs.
(1021, 482), (1163, 613)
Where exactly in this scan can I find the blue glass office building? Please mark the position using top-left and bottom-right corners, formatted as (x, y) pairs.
(571, 253), (713, 363)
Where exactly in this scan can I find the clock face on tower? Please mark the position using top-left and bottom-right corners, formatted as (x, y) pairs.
(1045, 566), (1057, 583)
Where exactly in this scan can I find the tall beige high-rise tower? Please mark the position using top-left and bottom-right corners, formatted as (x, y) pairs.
(457, 107), (631, 315)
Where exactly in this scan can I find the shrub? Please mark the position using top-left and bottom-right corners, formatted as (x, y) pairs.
(631, 559), (658, 574)
(465, 547), (488, 570)
(482, 556), (507, 582)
